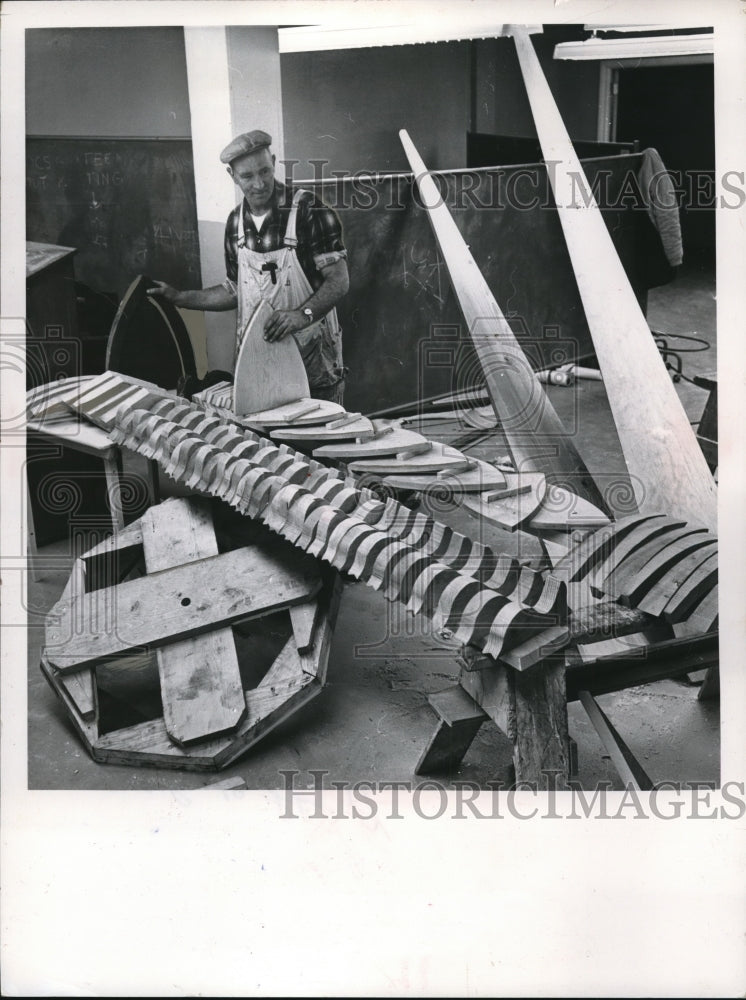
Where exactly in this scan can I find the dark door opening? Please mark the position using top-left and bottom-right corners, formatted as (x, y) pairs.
(616, 63), (715, 268)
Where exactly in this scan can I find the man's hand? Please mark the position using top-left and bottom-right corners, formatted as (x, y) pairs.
(263, 308), (308, 342)
(147, 280), (180, 303)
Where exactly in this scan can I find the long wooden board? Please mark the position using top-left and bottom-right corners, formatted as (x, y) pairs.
(399, 129), (608, 515)
(233, 299), (310, 415)
(48, 545), (320, 670)
(141, 499), (246, 746)
(508, 26), (716, 532)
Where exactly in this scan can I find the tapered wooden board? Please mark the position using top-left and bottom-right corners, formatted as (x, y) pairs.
(400, 128), (608, 515)
(509, 28), (716, 532)
(233, 299), (310, 415)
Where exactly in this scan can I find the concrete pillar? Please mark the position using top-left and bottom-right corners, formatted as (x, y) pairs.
(183, 26), (284, 371)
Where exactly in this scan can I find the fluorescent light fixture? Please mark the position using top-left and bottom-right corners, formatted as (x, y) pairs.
(554, 32), (713, 62)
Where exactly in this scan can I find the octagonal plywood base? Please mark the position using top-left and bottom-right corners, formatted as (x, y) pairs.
(40, 497), (343, 772)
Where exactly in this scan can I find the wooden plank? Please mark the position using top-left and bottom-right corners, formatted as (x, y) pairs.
(415, 687), (488, 776)
(461, 472), (547, 532)
(399, 129), (608, 514)
(498, 625), (570, 672)
(459, 659), (513, 736)
(141, 499), (247, 747)
(48, 544), (320, 671)
(508, 27), (716, 532)
(578, 690), (653, 790)
(59, 670), (97, 721)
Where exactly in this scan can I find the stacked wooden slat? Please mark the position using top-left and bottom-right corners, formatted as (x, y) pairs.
(550, 513), (718, 632)
(105, 394), (568, 664)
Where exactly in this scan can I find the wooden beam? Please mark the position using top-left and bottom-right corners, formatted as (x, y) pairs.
(508, 27), (716, 532)
(578, 690), (653, 790)
(399, 129), (608, 515)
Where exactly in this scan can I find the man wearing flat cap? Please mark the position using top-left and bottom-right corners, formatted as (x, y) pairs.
(149, 130), (349, 403)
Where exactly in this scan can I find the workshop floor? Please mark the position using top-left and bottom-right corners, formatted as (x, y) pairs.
(26, 258), (720, 790)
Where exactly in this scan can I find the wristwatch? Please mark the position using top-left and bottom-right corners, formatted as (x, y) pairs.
(302, 306), (314, 324)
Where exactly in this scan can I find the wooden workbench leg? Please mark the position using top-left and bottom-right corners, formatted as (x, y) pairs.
(510, 659), (571, 789)
(459, 646), (571, 788)
(103, 454), (125, 532)
(415, 686), (488, 776)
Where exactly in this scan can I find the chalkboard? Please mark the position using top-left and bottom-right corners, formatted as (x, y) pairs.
(301, 153), (648, 414)
(26, 137), (201, 298)
(467, 131), (637, 168)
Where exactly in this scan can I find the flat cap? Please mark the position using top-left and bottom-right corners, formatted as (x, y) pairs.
(220, 130), (273, 164)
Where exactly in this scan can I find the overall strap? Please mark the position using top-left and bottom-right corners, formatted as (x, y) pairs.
(284, 189), (312, 248)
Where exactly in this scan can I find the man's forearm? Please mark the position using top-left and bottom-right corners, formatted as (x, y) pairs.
(175, 285), (237, 311)
(302, 261), (350, 319)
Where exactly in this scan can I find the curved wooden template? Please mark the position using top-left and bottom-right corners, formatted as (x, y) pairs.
(316, 517), (370, 566)
(662, 552), (718, 624)
(107, 275), (196, 390)
(636, 543), (718, 618)
(391, 554), (438, 606)
(481, 602), (546, 660)
(672, 578), (718, 634)
(509, 29), (716, 532)
(381, 459), (507, 494)
(242, 398), (344, 429)
(598, 525), (710, 602)
(615, 533), (715, 608)
(314, 426), (428, 460)
(307, 508), (352, 558)
(525, 487), (611, 533)
(367, 540), (412, 592)
(330, 522), (379, 575)
(461, 472), (547, 532)
(453, 592), (510, 647)
(233, 299), (310, 415)
(348, 442), (470, 476)
(270, 416), (374, 443)
(400, 129), (607, 514)
(551, 514), (668, 583)
(430, 576), (482, 633)
(588, 517), (689, 594)
(281, 493), (327, 545)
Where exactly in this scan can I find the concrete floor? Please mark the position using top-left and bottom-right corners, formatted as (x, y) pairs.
(26, 259), (719, 790)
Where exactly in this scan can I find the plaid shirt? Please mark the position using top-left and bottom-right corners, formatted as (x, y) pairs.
(223, 180), (347, 294)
